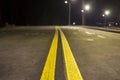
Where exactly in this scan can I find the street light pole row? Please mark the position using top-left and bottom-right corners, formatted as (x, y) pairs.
(65, 0), (91, 26)
(65, 0), (112, 26)
(65, 0), (112, 27)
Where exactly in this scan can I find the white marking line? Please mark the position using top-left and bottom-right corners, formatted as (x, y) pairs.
(85, 31), (95, 35)
(87, 38), (94, 41)
(70, 27), (79, 30)
(97, 35), (106, 39)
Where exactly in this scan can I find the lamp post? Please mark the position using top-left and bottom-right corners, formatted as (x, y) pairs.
(81, 0), (85, 25)
(68, 1), (71, 25)
(65, 0), (71, 25)
(81, 4), (91, 25)
(65, 0), (76, 25)
(103, 10), (110, 26)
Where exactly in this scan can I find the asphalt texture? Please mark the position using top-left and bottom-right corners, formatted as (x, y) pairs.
(0, 27), (55, 80)
(0, 26), (120, 80)
(55, 33), (66, 80)
(62, 26), (120, 80)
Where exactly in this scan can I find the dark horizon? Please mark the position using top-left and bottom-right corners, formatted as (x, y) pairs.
(0, 0), (120, 27)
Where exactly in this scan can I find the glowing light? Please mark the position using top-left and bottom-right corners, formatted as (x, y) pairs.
(81, 10), (84, 13)
(102, 14), (105, 17)
(65, 1), (68, 4)
(105, 10), (110, 15)
(85, 4), (90, 11)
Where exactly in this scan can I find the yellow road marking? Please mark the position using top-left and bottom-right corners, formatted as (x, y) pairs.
(40, 27), (58, 80)
(59, 28), (83, 80)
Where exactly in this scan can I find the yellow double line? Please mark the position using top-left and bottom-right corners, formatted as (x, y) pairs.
(40, 27), (83, 80)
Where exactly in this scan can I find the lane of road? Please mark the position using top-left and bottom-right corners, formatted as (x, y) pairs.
(59, 28), (83, 80)
(0, 27), (55, 80)
(62, 27), (120, 80)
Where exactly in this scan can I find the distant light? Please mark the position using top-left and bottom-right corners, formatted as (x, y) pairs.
(73, 22), (76, 25)
(105, 10), (110, 16)
(65, 1), (68, 4)
(115, 23), (118, 26)
(81, 10), (84, 13)
(102, 14), (105, 17)
(85, 4), (90, 11)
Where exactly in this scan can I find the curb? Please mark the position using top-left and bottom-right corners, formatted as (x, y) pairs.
(85, 27), (120, 33)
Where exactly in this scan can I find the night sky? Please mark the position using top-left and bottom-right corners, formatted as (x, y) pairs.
(0, 0), (120, 26)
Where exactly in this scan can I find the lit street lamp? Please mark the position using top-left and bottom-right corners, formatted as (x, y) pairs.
(103, 10), (110, 26)
(102, 14), (105, 17)
(65, 0), (76, 25)
(81, 4), (91, 25)
(64, 0), (71, 25)
(105, 10), (110, 16)
(82, 0), (85, 25)
(65, 1), (68, 4)
(65, 0), (90, 25)
(85, 4), (90, 11)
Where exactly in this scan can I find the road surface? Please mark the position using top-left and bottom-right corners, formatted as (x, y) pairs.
(0, 26), (120, 80)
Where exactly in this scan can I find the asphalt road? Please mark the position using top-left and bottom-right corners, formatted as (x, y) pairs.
(0, 26), (120, 80)
(0, 27), (55, 80)
(62, 26), (120, 80)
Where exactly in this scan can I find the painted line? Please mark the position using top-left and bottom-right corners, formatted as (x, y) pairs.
(97, 35), (106, 38)
(59, 28), (83, 80)
(40, 27), (58, 80)
(85, 31), (95, 35)
(86, 38), (94, 41)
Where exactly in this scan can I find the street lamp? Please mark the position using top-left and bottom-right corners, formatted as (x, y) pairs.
(64, 0), (71, 25)
(102, 14), (105, 17)
(85, 4), (90, 11)
(105, 10), (110, 16)
(65, 1), (68, 4)
(64, 0), (76, 25)
(103, 10), (110, 26)
(81, 4), (91, 25)
(82, 0), (85, 25)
